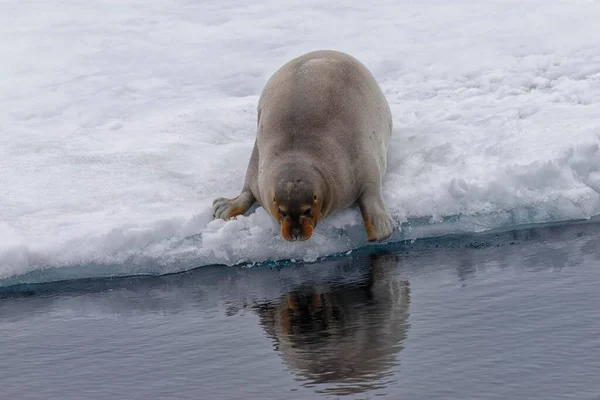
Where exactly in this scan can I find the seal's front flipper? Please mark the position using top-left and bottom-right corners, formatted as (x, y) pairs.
(358, 188), (394, 242)
(213, 189), (256, 220)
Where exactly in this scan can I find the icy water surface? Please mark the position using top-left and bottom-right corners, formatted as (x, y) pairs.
(1, 221), (600, 400)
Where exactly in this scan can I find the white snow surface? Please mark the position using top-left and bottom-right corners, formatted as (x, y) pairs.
(2, 0), (600, 281)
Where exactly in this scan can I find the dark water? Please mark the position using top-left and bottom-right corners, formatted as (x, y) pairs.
(1, 222), (600, 400)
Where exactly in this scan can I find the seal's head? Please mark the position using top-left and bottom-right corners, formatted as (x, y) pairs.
(268, 166), (324, 241)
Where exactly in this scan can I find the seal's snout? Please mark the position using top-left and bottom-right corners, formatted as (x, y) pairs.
(272, 198), (318, 242)
(292, 228), (301, 240)
(280, 218), (314, 242)
(281, 223), (311, 242)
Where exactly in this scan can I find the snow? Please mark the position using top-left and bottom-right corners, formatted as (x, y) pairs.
(1, 0), (600, 282)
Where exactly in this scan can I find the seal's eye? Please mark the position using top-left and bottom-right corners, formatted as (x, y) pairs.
(313, 195), (317, 201)
(302, 207), (312, 216)
(278, 208), (287, 218)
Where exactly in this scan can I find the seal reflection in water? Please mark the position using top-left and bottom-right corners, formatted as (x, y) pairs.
(254, 252), (410, 395)
(213, 50), (395, 242)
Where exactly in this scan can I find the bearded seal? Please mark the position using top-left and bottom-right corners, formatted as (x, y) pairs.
(213, 50), (394, 242)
